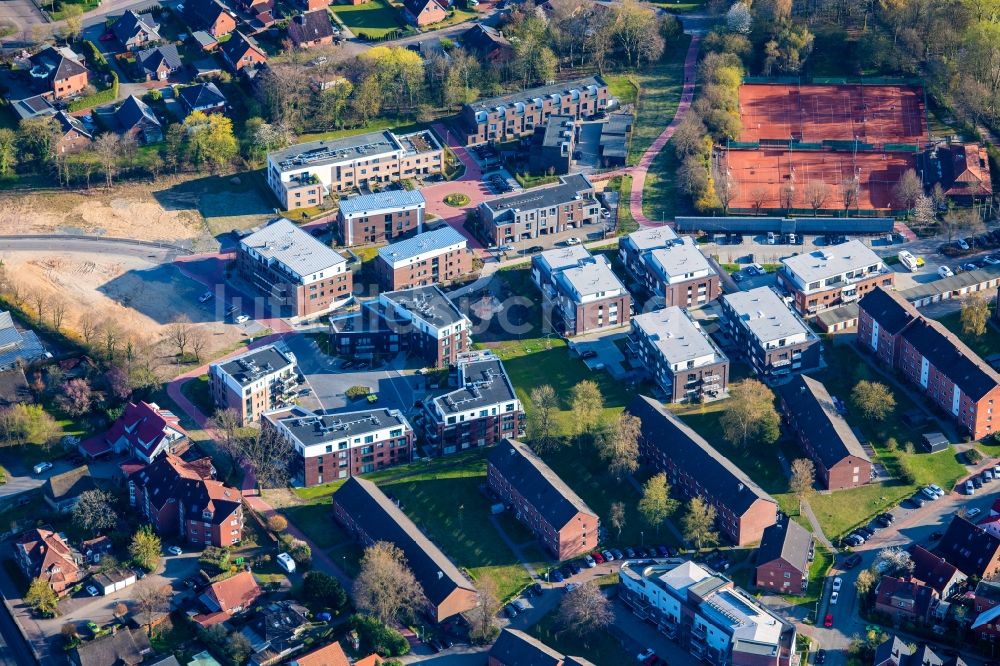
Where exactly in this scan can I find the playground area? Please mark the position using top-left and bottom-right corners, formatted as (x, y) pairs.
(737, 83), (927, 147)
(722, 148), (917, 211)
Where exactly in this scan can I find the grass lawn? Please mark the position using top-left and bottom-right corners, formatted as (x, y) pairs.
(298, 118), (423, 145)
(529, 606), (633, 665)
(807, 483), (915, 539)
(331, 0), (403, 38)
(641, 139), (686, 223)
(605, 74), (639, 106)
(179, 374), (214, 417)
(627, 35), (690, 165)
(425, 7), (479, 29)
(938, 309), (1000, 359)
(797, 545), (833, 609)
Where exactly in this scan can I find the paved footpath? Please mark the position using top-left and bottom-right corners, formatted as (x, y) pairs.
(628, 33), (701, 228)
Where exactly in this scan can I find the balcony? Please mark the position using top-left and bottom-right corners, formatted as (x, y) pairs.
(702, 374), (721, 383)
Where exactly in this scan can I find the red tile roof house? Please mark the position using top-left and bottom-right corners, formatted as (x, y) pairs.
(754, 518), (812, 596)
(128, 453), (244, 549)
(222, 31), (268, 73)
(403, 0), (448, 26)
(287, 10), (336, 49)
(14, 527), (83, 596)
(910, 545), (967, 599)
(486, 439), (599, 562)
(192, 570), (261, 628)
(857, 287), (1000, 441)
(79, 401), (187, 463)
(874, 575), (941, 625)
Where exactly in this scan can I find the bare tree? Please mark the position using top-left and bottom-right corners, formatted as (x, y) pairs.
(893, 168), (923, 212)
(804, 181), (832, 215)
(780, 184), (796, 211)
(467, 577), (501, 644)
(609, 501), (626, 538)
(133, 581), (171, 628)
(353, 541), (425, 625)
(190, 328), (208, 364)
(210, 408), (243, 457)
(29, 290), (46, 324)
(240, 425), (295, 488)
(49, 298), (67, 332)
(166, 316), (193, 361)
(713, 164), (737, 214)
(97, 319), (122, 362)
(527, 384), (560, 452)
(94, 133), (119, 188)
(556, 582), (613, 643)
(80, 318), (97, 347)
(749, 186), (769, 215)
(841, 178), (860, 214)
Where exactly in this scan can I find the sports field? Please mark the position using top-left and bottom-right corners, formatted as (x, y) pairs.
(738, 83), (926, 147)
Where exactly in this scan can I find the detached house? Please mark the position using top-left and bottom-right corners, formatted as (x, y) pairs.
(755, 518), (812, 595)
(14, 527), (82, 596)
(185, 0), (237, 38)
(54, 111), (93, 154)
(288, 10), (335, 49)
(79, 401), (186, 462)
(111, 10), (161, 50)
(222, 31), (267, 73)
(112, 95), (163, 144)
(178, 81), (227, 115)
(128, 453), (243, 549)
(137, 44), (183, 81)
(72, 627), (152, 666)
(43, 465), (97, 513)
(487, 439), (599, 561)
(460, 24), (512, 64)
(874, 576), (940, 625)
(29, 46), (90, 100)
(404, 0), (447, 26)
(934, 515), (1000, 579)
(193, 570), (262, 627)
(910, 545), (966, 599)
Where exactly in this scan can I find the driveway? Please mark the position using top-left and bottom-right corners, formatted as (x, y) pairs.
(567, 330), (630, 379)
(0, 456), (121, 502)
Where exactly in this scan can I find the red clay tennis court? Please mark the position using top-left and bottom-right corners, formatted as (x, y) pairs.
(723, 149), (918, 211)
(738, 83), (926, 146)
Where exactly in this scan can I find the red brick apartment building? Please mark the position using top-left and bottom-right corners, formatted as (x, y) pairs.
(29, 46), (90, 100)
(972, 580), (1000, 641)
(478, 174), (601, 248)
(620, 232), (721, 308)
(333, 477), (478, 623)
(777, 375), (873, 490)
(875, 576), (940, 625)
(460, 76), (609, 146)
(263, 405), (414, 486)
(628, 395), (778, 545)
(531, 245), (631, 337)
(934, 515), (1000, 579)
(209, 344), (300, 425)
(489, 629), (596, 666)
(375, 226), (474, 292)
(755, 519), (812, 595)
(777, 240), (894, 316)
(237, 218), (352, 318)
(422, 354), (523, 455)
(487, 439), (599, 561)
(128, 453), (244, 549)
(858, 287), (1000, 440)
(336, 190), (426, 247)
(13, 527), (82, 596)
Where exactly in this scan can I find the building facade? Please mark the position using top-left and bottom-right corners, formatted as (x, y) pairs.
(336, 190), (426, 246)
(263, 405), (414, 486)
(460, 76), (609, 146)
(777, 241), (894, 316)
(755, 519), (812, 596)
(375, 226), (474, 292)
(627, 307), (729, 403)
(720, 287), (822, 380)
(478, 174), (601, 248)
(628, 396), (778, 546)
(777, 375), (873, 490)
(267, 130), (443, 210)
(422, 353), (523, 455)
(531, 245), (631, 336)
(640, 236), (721, 308)
(487, 439), (599, 561)
(858, 287), (1000, 440)
(528, 115), (575, 176)
(237, 218), (352, 318)
(619, 226), (679, 279)
(209, 345), (300, 425)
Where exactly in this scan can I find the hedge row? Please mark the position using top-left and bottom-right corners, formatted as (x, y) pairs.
(68, 71), (119, 113)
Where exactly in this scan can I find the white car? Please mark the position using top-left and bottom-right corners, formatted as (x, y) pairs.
(929, 484), (944, 497)
(832, 577), (842, 592)
(938, 266), (954, 278)
(86, 585), (99, 596)
(921, 486), (939, 500)
(968, 507), (982, 518)
(830, 591), (839, 605)
(235, 314), (250, 324)
(957, 238), (970, 250)
(198, 291), (213, 303)
(565, 237), (581, 246)
(167, 545), (183, 556)
(994, 465), (1000, 476)
(32, 461), (53, 475)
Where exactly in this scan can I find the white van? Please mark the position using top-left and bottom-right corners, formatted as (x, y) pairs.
(898, 250), (918, 272)
(276, 552), (296, 574)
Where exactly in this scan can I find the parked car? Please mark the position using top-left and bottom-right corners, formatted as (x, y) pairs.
(531, 583), (543, 596)
(602, 550), (614, 562)
(824, 613), (834, 628)
(167, 545), (183, 556)
(830, 591), (839, 605)
(580, 350), (598, 360)
(910, 495), (926, 508)
(592, 551), (605, 564)
(565, 237), (581, 246)
(938, 265), (955, 278)
(656, 545), (670, 557)
(198, 291), (213, 303)
(505, 604), (519, 618)
(929, 484), (944, 497)
(316, 612), (332, 622)
(32, 462), (52, 475)
(550, 569), (564, 582)
(611, 548), (624, 560)
(624, 547), (636, 559)
(816, 650), (827, 664)
(832, 577), (842, 592)
(86, 585), (99, 596)
(568, 561), (582, 574)
(967, 480), (976, 495)
(566, 582), (579, 592)
(974, 476), (984, 489)
(957, 238), (970, 250)
(922, 486), (940, 500)
(842, 554), (862, 569)
(584, 555), (596, 568)
(968, 507), (982, 519)
(235, 314), (250, 324)
(512, 599), (528, 612)
(994, 464), (1000, 476)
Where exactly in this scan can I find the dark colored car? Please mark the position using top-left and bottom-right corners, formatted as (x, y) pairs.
(856, 526), (875, 539)
(878, 512), (895, 525)
(624, 547), (636, 559)
(610, 548), (624, 560)
(505, 604), (519, 619)
(550, 570), (564, 583)
(910, 495), (926, 508)
(531, 583), (543, 596)
(569, 561), (582, 575)
(657, 545), (670, 557)
(842, 554), (862, 569)
(580, 350), (598, 359)
(816, 649), (827, 664)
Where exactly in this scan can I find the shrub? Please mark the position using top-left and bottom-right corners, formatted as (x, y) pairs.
(345, 385), (371, 399)
(266, 515), (288, 533)
(443, 193), (470, 207)
(351, 614), (410, 657)
(885, 437), (898, 452)
(966, 448), (984, 464)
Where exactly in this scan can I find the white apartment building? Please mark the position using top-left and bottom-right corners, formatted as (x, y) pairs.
(777, 240), (894, 315)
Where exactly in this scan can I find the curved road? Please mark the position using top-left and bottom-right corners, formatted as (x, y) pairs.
(0, 236), (188, 261)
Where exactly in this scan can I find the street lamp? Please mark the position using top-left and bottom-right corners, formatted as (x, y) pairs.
(640, 531), (644, 545)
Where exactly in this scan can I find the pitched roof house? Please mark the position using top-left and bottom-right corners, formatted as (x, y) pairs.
(873, 635), (967, 666)
(14, 527), (82, 595)
(54, 110), (93, 154)
(488, 629), (595, 666)
(403, 0), (447, 26)
(194, 570), (261, 626)
(128, 453), (243, 549)
(184, 0), (237, 37)
(332, 477), (478, 622)
(0, 311), (47, 370)
(112, 95), (163, 144)
(43, 465), (97, 513)
(28, 46), (90, 99)
(287, 10), (335, 48)
(627, 395), (778, 545)
(72, 627), (152, 666)
(240, 601), (310, 666)
(111, 10), (161, 49)
(460, 23), (512, 63)
(290, 641), (354, 666)
(136, 44), (183, 81)
(875, 575), (940, 624)
(80, 400), (186, 461)
(941, 143), (993, 203)
(222, 31), (267, 73)
(178, 81), (227, 115)
(910, 544), (967, 598)
(934, 515), (1000, 579)
(755, 518), (812, 596)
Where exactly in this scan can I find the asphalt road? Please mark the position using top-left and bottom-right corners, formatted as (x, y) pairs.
(0, 236), (186, 260)
(0, 600), (35, 666)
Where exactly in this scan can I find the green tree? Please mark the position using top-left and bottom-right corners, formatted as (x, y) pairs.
(961, 293), (990, 337)
(184, 111), (238, 173)
(719, 379), (780, 447)
(527, 384), (560, 451)
(569, 380), (603, 441)
(683, 497), (718, 550)
(129, 525), (162, 572)
(26, 578), (58, 616)
(599, 412), (641, 480)
(302, 571), (348, 612)
(0, 128), (17, 177)
(0, 403), (60, 447)
(637, 472), (677, 534)
(851, 380), (896, 422)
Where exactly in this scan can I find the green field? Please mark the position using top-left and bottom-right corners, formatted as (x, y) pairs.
(627, 35), (690, 165)
(331, 0), (403, 38)
(938, 308), (1000, 359)
(529, 606), (633, 665)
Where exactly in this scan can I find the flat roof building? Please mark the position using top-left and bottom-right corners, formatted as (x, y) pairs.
(237, 218), (352, 318)
(627, 307), (729, 403)
(209, 344), (299, 424)
(336, 190), (427, 247)
(720, 287), (822, 379)
(531, 245), (630, 336)
(777, 240), (893, 315)
(375, 226), (474, 291)
(642, 236), (721, 308)
(478, 174), (601, 248)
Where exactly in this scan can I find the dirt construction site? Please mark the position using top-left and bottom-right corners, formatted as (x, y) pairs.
(1, 250), (245, 363)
